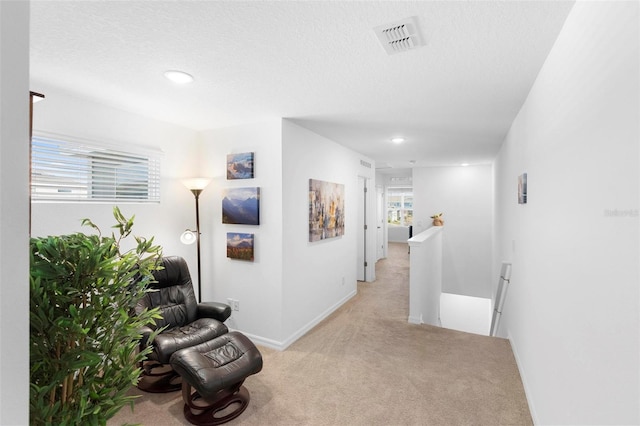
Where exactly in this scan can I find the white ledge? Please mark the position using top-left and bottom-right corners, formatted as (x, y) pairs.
(408, 226), (443, 245)
(408, 225), (443, 327)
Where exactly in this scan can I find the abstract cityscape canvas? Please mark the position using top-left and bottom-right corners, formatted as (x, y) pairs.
(222, 187), (260, 225)
(227, 232), (254, 261)
(227, 152), (254, 180)
(309, 179), (345, 242)
(518, 173), (527, 204)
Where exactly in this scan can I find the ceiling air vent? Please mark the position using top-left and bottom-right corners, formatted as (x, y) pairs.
(374, 16), (424, 55)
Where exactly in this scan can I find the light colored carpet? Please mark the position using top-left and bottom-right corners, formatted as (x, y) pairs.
(109, 243), (532, 425)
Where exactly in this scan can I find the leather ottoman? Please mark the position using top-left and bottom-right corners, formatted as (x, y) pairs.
(170, 331), (263, 425)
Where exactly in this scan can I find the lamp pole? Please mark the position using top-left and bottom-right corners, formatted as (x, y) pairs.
(183, 177), (211, 303)
(191, 188), (203, 303)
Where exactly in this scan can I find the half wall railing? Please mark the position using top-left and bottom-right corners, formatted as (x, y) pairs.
(407, 226), (443, 326)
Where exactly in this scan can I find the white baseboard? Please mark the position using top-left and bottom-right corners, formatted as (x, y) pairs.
(234, 289), (357, 351)
(238, 332), (283, 351)
(507, 331), (539, 425)
(278, 289), (357, 350)
(408, 315), (421, 324)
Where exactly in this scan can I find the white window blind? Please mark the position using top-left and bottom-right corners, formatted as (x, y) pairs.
(31, 134), (161, 203)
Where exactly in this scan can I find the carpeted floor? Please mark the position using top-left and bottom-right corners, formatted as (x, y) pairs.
(108, 242), (532, 425)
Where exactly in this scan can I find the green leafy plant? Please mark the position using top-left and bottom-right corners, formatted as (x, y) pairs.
(30, 207), (163, 425)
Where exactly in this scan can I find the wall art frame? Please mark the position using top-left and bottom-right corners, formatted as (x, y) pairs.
(222, 187), (260, 225)
(308, 178), (345, 242)
(227, 152), (254, 180)
(518, 173), (527, 204)
(226, 232), (255, 261)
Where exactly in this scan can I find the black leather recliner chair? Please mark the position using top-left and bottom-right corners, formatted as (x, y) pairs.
(136, 255), (231, 392)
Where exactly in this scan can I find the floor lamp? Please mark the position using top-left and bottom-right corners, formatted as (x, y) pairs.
(181, 178), (211, 303)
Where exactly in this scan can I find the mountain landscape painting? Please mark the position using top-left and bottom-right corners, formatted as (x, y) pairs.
(222, 187), (260, 225)
(227, 152), (254, 180)
(227, 232), (254, 261)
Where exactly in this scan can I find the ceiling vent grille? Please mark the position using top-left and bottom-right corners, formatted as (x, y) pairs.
(374, 16), (424, 55)
(360, 159), (372, 169)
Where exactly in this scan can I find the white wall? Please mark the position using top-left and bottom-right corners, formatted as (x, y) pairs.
(0, 2), (29, 423)
(413, 165), (493, 298)
(281, 120), (375, 344)
(408, 227), (443, 326)
(29, 85), (200, 270)
(493, 1), (639, 424)
(376, 169), (412, 187)
(199, 120), (374, 349)
(199, 120), (284, 346)
(25, 86), (380, 351)
(388, 225), (411, 242)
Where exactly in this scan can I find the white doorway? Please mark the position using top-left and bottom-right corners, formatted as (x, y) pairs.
(386, 186), (413, 243)
(357, 176), (366, 281)
(376, 185), (386, 261)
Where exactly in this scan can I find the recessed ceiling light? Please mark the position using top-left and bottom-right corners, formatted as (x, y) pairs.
(391, 137), (405, 144)
(164, 70), (194, 84)
(461, 163), (470, 167)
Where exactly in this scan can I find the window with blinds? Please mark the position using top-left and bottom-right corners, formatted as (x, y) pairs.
(387, 186), (413, 226)
(31, 134), (161, 203)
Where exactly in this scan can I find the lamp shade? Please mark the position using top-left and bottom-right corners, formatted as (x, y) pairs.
(182, 178), (212, 191)
(180, 230), (197, 245)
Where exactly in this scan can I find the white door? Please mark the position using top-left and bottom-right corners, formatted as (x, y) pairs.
(376, 186), (385, 260)
(357, 177), (366, 281)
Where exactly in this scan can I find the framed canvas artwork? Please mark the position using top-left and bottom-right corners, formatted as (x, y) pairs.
(222, 187), (260, 225)
(227, 152), (254, 180)
(227, 232), (254, 261)
(518, 173), (527, 204)
(309, 178), (345, 242)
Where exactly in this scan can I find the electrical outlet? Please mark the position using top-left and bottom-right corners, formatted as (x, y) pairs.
(227, 298), (234, 308)
(232, 300), (239, 311)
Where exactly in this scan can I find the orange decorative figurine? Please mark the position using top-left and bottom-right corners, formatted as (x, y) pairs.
(431, 213), (444, 226)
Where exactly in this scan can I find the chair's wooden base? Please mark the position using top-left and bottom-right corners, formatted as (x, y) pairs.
(137, 362), (182, 393)
(182, 381), (250, 425)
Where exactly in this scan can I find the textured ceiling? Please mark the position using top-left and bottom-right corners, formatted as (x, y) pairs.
(30, 1), (575, 169)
